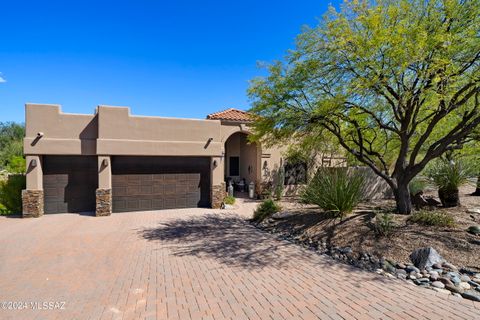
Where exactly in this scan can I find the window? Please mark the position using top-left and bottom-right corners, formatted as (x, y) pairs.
(229, 157), (239, 176)
(284, 162), (307, 185)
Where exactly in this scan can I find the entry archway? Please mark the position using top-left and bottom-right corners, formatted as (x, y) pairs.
(223, 132), (261, 194)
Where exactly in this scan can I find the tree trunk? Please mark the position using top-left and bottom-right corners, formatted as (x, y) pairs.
(394, 181), (412, 214)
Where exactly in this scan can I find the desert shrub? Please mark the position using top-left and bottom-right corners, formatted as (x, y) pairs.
(274, 184), (283, 201)
(274, 169), (285, 200)
(408, 211), (455, 227)
(374, 212), (395, 237)
(252, 199), (281, 222)
(426, 158), (475, 207)
(409, 177), (427, 196)
(301, 168), (364, 217)
(426, 158), (474, 191)
(223, 195), (235, 205)
(0, 174), (26, 214)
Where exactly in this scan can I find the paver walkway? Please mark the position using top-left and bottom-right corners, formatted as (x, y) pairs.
(0, 200), (479, 320)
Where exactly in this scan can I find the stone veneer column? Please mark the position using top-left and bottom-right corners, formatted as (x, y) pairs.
(22, 190), (44, 218)
(211, 182), (226, 209)
(211, 156), (226, 209)
(22, 155), (44, 218)
(96, 156), (112, 216)
(96, 188), (112, 216)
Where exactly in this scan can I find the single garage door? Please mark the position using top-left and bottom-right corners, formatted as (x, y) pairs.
(43, 156), (98, 214)
(112, 156), (211, 212)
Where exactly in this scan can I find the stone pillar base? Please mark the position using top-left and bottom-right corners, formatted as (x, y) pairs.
(211, 182), (226, 209)
(22, 190), (44, 218)
(96, 188), (112, 216)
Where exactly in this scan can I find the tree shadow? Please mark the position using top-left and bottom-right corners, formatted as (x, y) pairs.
(267, 209), (376, 249)
(137, 212), (393, 286)
(139, 213), (301, 269)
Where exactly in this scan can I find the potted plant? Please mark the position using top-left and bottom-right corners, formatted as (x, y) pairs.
(426, 158), (474, 207)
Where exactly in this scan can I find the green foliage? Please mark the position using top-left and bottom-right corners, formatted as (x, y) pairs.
(248, 0), (480, 214)
(409, 211), (455, 227)
(426, 158), (475, 192)
(253, 199), (281, 222)
(223, 195), (236, 205)
(6, 156), (26, 174)
(409, 177), (427, 196)
(301, 168), (364, 217)
(374, 212), (395, 237)
(0, 203), (7, 215)
(0, 122), (25, 172)
(0, 174), (26, 214)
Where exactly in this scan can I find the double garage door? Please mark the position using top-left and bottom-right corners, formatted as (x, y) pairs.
(111, 156), (211, 212)
(43, 156), (211, 214)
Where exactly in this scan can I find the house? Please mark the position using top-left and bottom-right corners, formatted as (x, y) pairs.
(22, 104), (292, 217)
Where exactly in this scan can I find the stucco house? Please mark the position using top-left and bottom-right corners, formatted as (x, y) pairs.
(22, 104), (293, 217)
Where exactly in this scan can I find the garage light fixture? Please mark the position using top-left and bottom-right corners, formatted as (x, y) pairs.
(37, 132), (44, 138)
(30, 159), (37, 167)
(102, 159), (109, 167)
(213, 160), (218, 167)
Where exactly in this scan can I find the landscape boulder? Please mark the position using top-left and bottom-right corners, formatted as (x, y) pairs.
(467, 225), (480, 235)
(409, 247), (444, 270)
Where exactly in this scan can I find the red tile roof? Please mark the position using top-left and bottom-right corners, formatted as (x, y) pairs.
(206, 108), (254, 122)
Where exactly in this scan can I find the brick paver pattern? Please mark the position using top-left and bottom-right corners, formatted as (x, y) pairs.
(0, 202), (479, 320)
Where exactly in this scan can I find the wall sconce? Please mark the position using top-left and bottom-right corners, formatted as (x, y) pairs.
(263, 160), (268, 169)
(37, 132), (44, 138)
(213, 160), (218, 167)
(102, 159), (109, 167)
(30, 159), (37, 167)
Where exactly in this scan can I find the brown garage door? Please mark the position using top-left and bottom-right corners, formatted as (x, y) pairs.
(112, 156), (211, 212)
(43, 156), (98, 214)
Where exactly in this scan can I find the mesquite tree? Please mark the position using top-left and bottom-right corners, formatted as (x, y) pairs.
(248, 0), (480, 214)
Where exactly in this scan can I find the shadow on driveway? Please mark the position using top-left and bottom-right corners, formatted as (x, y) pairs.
(138, 212), (392, 288)
(138, 213), (309, 269)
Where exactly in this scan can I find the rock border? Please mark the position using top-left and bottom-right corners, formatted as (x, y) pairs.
(252, 219), (480, 302)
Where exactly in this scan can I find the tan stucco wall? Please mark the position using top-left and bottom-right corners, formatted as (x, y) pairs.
(25, 155), (43, 190)
(98, 156), (111, 189)
(239, 135), (259, 184)
(24, 104), (288, 190)
(211, 156), (224, 186)
(24, 104), (97, 155)
(96, 106), (222, 156)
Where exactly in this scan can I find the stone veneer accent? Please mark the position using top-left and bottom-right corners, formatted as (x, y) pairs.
(211, 182), (226, 209)
(96, 188), (112, 216)
(22, 189), (44, 218)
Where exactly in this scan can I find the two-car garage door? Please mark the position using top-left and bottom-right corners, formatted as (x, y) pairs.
(111, 156), (211, 212)
(43, 155), (211, 214)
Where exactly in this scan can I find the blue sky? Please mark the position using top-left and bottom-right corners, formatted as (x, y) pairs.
(0, 1), (338, 123)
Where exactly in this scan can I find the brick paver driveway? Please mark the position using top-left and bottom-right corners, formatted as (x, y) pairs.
(1, 202), (479, 320)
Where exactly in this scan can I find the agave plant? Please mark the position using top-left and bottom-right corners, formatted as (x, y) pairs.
(426, 158), (475, 207)
(301, 167), (365, 217)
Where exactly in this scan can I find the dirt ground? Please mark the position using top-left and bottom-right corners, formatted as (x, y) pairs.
(266, 185), (480, 271)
